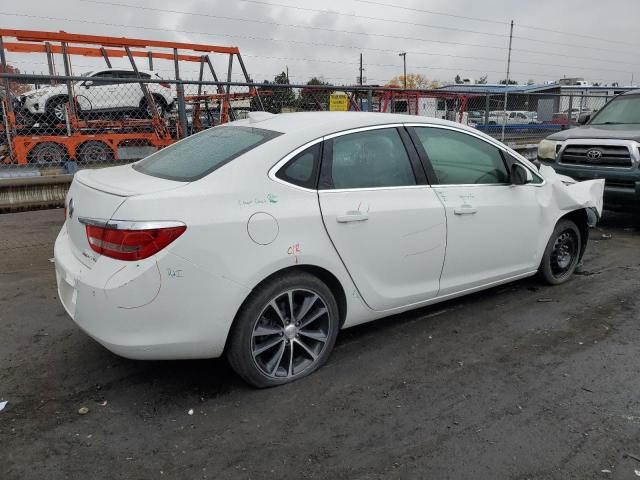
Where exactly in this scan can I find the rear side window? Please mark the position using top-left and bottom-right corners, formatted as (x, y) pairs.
(276, 143), (321, 189)
(323, 128), (416, 189)
(134, 126), (282, 181)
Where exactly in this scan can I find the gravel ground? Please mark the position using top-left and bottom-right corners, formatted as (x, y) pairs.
(1, 207), (639, 480)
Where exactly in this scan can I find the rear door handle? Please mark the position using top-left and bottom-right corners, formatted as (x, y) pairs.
(454, 206), (478, 215)
(336, 212), (369, 223)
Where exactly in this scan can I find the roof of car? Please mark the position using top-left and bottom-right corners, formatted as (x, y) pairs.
(232, 111), (476, 138)
(621, 89), (640, 95)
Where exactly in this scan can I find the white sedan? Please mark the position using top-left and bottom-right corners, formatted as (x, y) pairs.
(54, 112), (604, 387)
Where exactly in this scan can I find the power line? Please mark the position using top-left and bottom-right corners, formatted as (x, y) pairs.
(3, 9), (634, 83)
(79, 0), (510, 40)
(354, 0), (508, 25)
(67, 3), (640, 68)
(354, 0), (640, 48)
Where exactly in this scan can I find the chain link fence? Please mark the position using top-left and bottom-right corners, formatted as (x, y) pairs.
(0, 72), (628, 177)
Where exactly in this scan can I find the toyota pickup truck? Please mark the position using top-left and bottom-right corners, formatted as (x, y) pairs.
(537, 89), (640, 209)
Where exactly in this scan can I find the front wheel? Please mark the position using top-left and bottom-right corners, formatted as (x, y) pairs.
(227, 272), (340, 388)
(538, 219), (582, 285)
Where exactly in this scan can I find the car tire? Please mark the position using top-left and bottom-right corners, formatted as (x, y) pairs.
(538, 219), (582, 285)
(46, 96), (71, 124)
(28, 142), (68, 165)
(227, 272), (340, 388)
(77, 141), (114, 164)
(140, 96), (167, 118)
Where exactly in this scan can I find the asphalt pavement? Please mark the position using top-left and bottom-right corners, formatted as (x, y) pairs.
(1, 208), (639, 480)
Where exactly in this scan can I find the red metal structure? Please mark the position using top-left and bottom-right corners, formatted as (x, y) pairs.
(0, 29), (260, 165)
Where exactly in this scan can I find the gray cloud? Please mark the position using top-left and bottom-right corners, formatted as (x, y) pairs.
(4, 0), (640, 86)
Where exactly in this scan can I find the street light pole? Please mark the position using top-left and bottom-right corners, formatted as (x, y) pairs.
(399, 52), (407, 88)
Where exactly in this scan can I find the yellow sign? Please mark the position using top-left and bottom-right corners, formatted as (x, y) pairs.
(329, 92), (349, 111)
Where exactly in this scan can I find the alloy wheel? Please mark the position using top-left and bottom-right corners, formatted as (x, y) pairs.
(251, 289), (332, 379)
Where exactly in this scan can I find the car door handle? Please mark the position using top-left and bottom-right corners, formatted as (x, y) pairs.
(336, 212), (369, 223)
(454, 206), (478, 215)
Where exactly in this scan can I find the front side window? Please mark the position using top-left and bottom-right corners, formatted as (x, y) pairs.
(412, 127), (509, 185)
(134, 126), (282, 181)
(324, 128), (416, 189)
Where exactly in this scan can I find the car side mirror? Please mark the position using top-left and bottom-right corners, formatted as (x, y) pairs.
(577, 113), (590, 125)
(511, 163), (532, 185)
(83, 81), (93, 88)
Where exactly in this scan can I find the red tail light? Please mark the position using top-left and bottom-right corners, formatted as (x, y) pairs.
(159, 82), (171, 88)
(85, 224), (186, 261)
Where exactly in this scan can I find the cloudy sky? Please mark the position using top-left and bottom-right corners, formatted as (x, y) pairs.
(3, 0), (640, 86)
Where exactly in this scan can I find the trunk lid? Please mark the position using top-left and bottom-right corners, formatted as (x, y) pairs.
(66, 165), (186, 267)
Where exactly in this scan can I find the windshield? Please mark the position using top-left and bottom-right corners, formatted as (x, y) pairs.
(133, 125), (282, 181)
(590, 94), (640, 125)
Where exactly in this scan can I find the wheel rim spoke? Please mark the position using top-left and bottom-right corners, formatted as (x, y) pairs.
(253, 324), (283, 337)
(252, 288), (332, 379)
(295, 338), (318, 361)
(287, 290), (295, 322)
(298, 307), (327, 329)
(269, 300), (286, 326)
(266, 340), (287, 376)
(296, 294), (318, 323)
(298, 329), (327, 343)
(287, 342), (295, 376)
(253, 336), (283, 357)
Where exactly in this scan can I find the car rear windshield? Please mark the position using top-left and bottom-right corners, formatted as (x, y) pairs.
(133, 126), (282, 181)
(590, 94), (640, 125)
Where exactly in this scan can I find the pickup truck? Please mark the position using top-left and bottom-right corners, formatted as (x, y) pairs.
(537, 89), (640, 209)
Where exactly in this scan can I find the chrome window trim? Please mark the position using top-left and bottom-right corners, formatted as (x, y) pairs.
(269, 123), (411, 192)
(268, 137), (324, 193)
(404, 122), (546, 187)
(78, 217), (185, 230)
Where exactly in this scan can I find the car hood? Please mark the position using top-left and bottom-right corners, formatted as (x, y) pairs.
(546, 124), (640, 142)
(21, 85), (69, 97)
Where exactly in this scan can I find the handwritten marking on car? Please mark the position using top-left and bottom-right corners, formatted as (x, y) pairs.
(167, 268), (184, 278)
(287, 243), (301, 264)
(238, 193), (279, 207)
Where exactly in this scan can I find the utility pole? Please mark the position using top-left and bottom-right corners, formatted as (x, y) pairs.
(501, 20), (514, 142)
(359, 53), (363, 86)
(286, 65), (289, 83)
(399, 52), (407, 88)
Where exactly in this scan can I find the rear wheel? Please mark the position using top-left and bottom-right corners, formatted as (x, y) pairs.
(77, 141), (114, 164)
(28, 142), (67, 165)
(227, 272), (340, 388)
(538, 219), (582, 285)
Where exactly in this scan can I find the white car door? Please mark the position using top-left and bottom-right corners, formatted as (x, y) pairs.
(318, 126), (447, 311)
(79, 71), (119, 111)
(408, 125), (544, 296)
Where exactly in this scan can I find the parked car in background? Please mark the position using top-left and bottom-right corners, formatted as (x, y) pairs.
(538, 89), (640, 209)
(19, 69), (175, 123)
(55, 112), (604, 388)
(482, 110), (539, 125)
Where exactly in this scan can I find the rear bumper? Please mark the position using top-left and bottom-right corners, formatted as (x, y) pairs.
(54, 225), (249, 360)
(541, 161), (640, 206)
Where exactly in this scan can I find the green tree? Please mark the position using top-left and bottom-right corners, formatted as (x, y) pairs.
(499, 79), (518, 85)
(298, 77), (334, 111)
(251, 72), (296, 113)
(454, 74), (463, 84)
(476, 75), (488, 84)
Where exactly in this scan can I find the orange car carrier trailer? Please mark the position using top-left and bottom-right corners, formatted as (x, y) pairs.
(0, 28), (263, 165)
